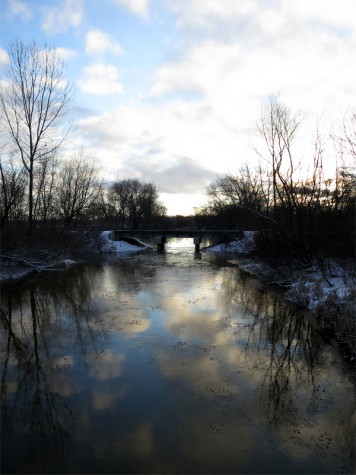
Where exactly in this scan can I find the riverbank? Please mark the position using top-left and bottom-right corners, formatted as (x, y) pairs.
(0, 231), (151, 287)
(206, 232), (355, 360)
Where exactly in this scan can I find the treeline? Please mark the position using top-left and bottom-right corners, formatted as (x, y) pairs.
(0, 40), (166, 250)
(0, 151), (102, 236)
(196, 97), (355, 258)
(0, 156), (167, 248)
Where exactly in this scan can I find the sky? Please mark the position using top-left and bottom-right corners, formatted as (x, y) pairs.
(1, 0), (356, 215)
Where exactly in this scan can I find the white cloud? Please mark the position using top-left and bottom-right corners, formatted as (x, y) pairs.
(0, 48), (9, 64)
(166, 0), (257, 29)
(77, 99), (245, 192)
(54, 47), (77, 61)
(151, 4), (356, 119)
(85, 28), (123, 56)
(167, 0), (356, 34)
(79, 63), (124, 95)
(7, 0), (32, 22)
(122, 155), (217, 193)
(285, 0), (356, 30)
(0, 80), (10, 92)
(42, 0), (82, 33)
(151, 40), (242, 98)
(114, 0), (149, 17)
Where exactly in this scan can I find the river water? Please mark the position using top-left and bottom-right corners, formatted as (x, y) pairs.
(1, 239), (355, 474)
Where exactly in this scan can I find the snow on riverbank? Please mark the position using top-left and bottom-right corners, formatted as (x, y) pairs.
(206, 232), (354, 310)
(99, 231), (151, 252)
(0, 255), (77, 285)
(205, 231), (256, 254)
(284, 261), (355, 309)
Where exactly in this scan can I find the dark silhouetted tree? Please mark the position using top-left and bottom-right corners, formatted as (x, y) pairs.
(109, 179), (166, 228)
(0, 39), (74, 236)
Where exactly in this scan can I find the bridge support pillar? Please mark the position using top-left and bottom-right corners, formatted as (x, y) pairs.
(194, 236), (202, 252)
(156, 236), (166, 251)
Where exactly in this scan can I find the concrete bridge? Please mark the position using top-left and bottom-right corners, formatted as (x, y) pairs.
(110, 229), (244, 252)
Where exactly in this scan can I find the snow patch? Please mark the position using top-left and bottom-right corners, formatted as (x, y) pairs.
(205, 231), (256, 254)
(63, 259), (76, 267)
(0, 256), (78, 283)
(285, 261), (355, 311)
(99, 231), (150, 253)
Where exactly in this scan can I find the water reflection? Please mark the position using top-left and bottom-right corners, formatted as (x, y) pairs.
(224, 271), (322, 426)
(1, 249), (355, 474)
(1, 290), (73, 471)
(1, 266), (108, 472)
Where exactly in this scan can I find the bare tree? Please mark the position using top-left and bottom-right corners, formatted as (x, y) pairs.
(207, 165), (271, 214)
(0, 154), (27, 229)
(55, 153), (102, 229)
(33, 151), (59, 224)
(0, 39), (74, 236)
(257, 95), (302, 219)
(109, 179), (166, 228)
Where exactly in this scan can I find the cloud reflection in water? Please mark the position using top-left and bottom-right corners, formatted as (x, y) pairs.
(1, 250), (355, 474)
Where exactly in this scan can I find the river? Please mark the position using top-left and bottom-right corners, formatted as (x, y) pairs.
(1, 239), (355, 474)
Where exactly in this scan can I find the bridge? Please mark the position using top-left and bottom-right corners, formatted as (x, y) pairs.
(110, 229), (244, 252)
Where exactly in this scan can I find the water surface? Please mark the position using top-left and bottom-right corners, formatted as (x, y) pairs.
(1, 239), (355, 474)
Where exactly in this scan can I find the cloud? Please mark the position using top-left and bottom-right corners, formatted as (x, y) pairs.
(0, 80), (10, 92)
(114, 0), (149, 17)
(42, 0), (82, 33)
(87, 351), (125, 381)
(79, 63), (124, 95)
(7, 0), (32, 22)
(123, 155), (217, 193)
(70, 105), (99, 121)
(151, 4), (356, 120)
(286, 0), (356, 30)
(166, 0), (356, 35)
(85, 28), (124, 56)
(54, 47), (77, 60)
(0, 48), (9, 64)
(166, 0), (257, 29)
(77, 100), (246, 179)
(151, 40), (243, 98)
(76, 99), (242, 212)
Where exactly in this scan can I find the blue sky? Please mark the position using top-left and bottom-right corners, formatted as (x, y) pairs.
(1, 0), (356, 215)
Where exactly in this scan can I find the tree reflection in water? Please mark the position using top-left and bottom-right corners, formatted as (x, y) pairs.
(222, 268), (322, 426)
(0, 265), (107, 472)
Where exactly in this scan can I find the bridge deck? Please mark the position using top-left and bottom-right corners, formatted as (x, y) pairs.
(111, 229), (244, 239)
